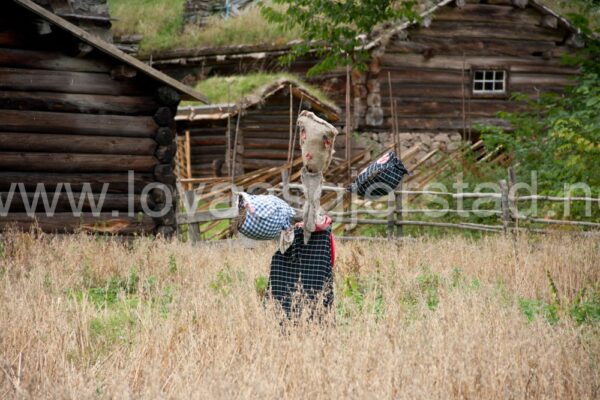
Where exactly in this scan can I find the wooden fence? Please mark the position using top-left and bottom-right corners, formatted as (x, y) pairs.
(176, 169), (600, 242)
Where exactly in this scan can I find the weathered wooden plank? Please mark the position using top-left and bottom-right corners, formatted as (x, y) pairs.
(0, 132), (157, 155)
(244, 149), (289, 160)
(0, 68), (145, 95)
(387, 36), (562, 58)
(0, 171), (154, 192)
(0, 110), (158, 137)
(387, 117), (512, 131)
(189, 144), (226, 154)
(242, 159), (289, 169)
(244, 138), (301, 150)
(434, 3), (541, 25)
(0, 152), (159, 172)
(189, 136), (227, 146)
(381, 54), (579, 75)
(392, 99), (524, 118)
(0, 90), (159, 115)
(386, 68), (464, 84)
(0, 31), (31, 48)
(412, 21), (565, 42)
(0, 213), (156, 234)
(0, 47), (111, 72)
(510, 73), (575, 86)
(1, 192), (152, 212)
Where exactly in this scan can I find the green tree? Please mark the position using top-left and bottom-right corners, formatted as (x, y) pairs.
(261, 0), (419, 76)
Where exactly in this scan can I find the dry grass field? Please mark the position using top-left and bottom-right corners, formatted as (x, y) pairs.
(0, 232), (598, 399)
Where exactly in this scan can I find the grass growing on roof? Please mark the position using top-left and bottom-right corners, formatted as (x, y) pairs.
(108, 1), (299, 56)
(185, 73), (335, 107)
(108, 0), (186, 54)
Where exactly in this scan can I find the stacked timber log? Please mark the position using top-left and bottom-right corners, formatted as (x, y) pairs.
(0, 0), (207, 235)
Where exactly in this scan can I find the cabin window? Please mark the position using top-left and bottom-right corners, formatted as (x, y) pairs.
(472, 70), (506, 94)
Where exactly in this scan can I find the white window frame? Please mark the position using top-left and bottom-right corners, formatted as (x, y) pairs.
(472, 69), (507, 95)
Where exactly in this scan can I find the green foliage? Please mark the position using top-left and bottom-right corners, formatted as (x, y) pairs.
(416, 267), (441, 311)
(450, 267), (480, 290)
(570, 285), (600, 325)
(518, 298), (560, 325)
(168, 254), (178, 274)
(261, 0), (419, 75)
(517, 271), (599, 326)
(337, 273), (385, 319)
(209, 268), (246, 296)
(481, 10), (600, 205)
(255, 275), (269, 298)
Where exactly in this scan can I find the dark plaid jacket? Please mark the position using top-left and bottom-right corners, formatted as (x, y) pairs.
(268, 226), (334, 317)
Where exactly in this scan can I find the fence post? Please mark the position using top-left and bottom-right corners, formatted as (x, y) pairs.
(396, 182), (403, 238)
(499, 179), (510, 234)
(387, 191), (394, 239)
(184, 189), (200, 243)
(507, 167), (518, 228)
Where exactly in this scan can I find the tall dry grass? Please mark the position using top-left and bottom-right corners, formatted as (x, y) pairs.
(0, 232), (598, 399)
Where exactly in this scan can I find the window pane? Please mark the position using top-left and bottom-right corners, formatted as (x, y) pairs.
(485, 82), (494, 91)
(485, 71), (494, 80)
(496, 71), (505, 80)
(495, 82), (504, 91)
(474, 71), (484, 80)
(474, 82), (483, 91)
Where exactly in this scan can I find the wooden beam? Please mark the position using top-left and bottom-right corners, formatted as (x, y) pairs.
(0, 68), (145, 96)
(0, 47), (110, 72)
(0, 132), (156, 155)
(0, 152), (158, 172)
(512, 0), (528, 9)
(541, 15), (558, 29)
(0, 110), (158, 137)
(0, 171), (154, 192)
(0, 213), (155, 234)
(0, 90), (159, 115)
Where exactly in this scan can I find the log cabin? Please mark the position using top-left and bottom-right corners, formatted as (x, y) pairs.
(0, 0), (208, 236)
(175, 78), (341, 179)
(150, 0), (588, 148)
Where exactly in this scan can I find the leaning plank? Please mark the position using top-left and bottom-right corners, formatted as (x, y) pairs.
(0, 68), (145, 95)
(0, 213), (155, 234)
(0, 110), (158, 137)
(0, 152), (158, 172)
(0, 133), (157, 155)
(0, 91), (160, 115)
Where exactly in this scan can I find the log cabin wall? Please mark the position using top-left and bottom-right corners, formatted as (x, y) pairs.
(239, 91), (346, 172)
(359, 0), (583, 135)
(177, 118), (229, 178)
(176, 86), (345, 178)
(0, 1), (183, 235)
